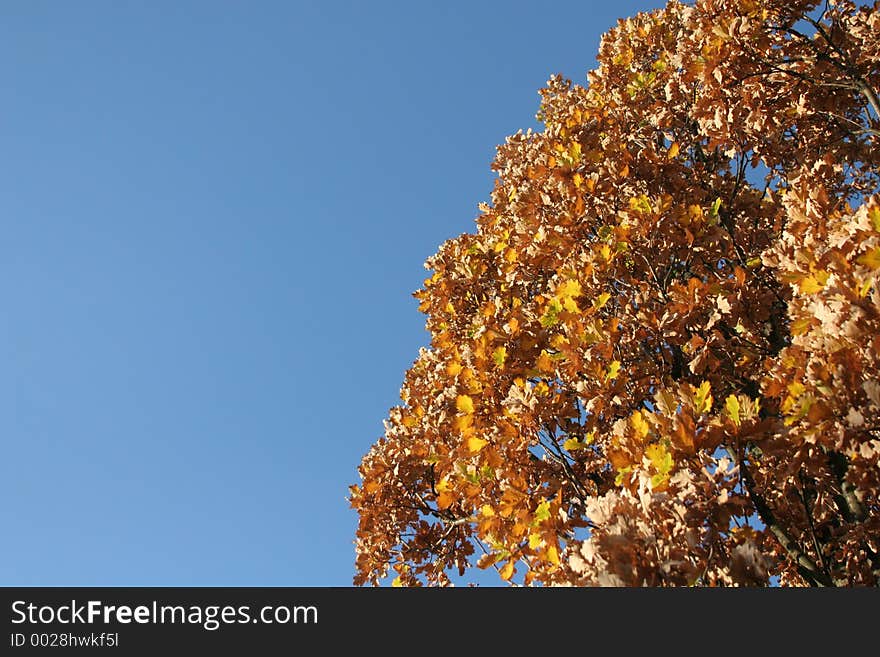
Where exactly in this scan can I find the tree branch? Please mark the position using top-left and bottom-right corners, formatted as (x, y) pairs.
(797, 471), (831, 581)
(739, 460), (833, 587)
(828, 450), (867, 523)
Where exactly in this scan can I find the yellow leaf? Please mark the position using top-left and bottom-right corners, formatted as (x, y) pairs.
(563, 297), (580, 313)
(540, 298), (563, 327)
(606, 360), (621, 381)
(870, 207), (880, 232)
(645, 443), (673, 475)
(456, 395), (475, 414)
(391, 576), (403, 587)
(528, 533), (542, 549)
(455, 414), (475, 436)
(614, 466), (633, 486)
(481, 504), (495, 517)
(557, 279), (582, 299)
(631, 410), (650, 439)
(798, 274), (825, 294)
(550, 334), (568, 349)
(599, 244), (611, 261)
(781, 382), (806, 416)
(492, 345), (508, 368)
(467, 436), (488, 453)
(725, 395), (741, 426)
(594, 292), (611, 309)
(694, 381), (713, 414)
(650, 472), (669, 490)
(546, 544), (560, 566)
(667, 142), (680, 159)
(446, 361), (463, 376)
(563, 437), (586, 451)
(534, 499), (551, 522)
(790, 316), (814, 336)
(857, 246), (880, 270)
(573, 172), (584, 188)
(499, 561), (515, 581)
(629, 195), (653, 214)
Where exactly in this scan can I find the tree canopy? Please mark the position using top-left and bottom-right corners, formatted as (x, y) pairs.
(350, 0), (880, 586)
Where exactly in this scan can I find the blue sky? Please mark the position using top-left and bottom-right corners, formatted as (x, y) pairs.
(0, 0), (660, 586)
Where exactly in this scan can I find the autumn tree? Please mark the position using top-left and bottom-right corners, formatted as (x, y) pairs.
(350, 0), (880, 586)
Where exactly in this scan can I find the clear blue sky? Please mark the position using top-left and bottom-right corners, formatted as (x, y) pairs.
(0, 1), (660, 586)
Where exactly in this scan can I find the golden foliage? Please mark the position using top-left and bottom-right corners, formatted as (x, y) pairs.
(351, 0), (880, 587)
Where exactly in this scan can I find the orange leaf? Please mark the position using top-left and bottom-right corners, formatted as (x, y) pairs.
(536, 351), (554, 373)
(437, 491), (455, 510)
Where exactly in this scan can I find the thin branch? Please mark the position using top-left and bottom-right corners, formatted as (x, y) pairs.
(473, 537), (505, 579)
(738, 458), (833, 587)
(537, 429), (595, 512)
(816, 110), (880, 138)
(828, 450), (867, 523)
(797, 471), (831, 580)
(857, 82), (880, 130)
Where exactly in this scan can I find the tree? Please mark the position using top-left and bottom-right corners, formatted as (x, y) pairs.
(350, 0), (880, 586)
